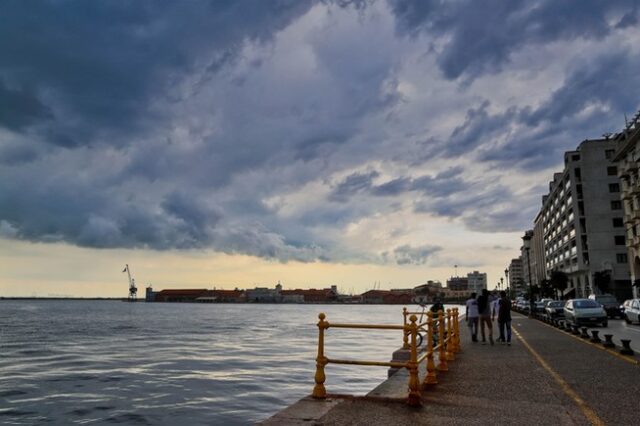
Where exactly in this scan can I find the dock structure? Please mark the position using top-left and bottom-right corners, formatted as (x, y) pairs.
(261, 312), (639, 425)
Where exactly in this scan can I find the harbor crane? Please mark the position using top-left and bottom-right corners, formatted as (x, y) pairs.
(122, 264), (137, 301)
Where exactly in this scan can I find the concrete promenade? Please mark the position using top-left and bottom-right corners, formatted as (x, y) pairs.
(261, 312), (640, 425)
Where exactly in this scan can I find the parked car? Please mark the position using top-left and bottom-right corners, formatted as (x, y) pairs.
(544, 300), (565, 319)
(516, 300), (529, 312)
(588, 294), (623, 318)
(534, 301), (546, 313)
(623, 299), (640, 324)
(564, 299), (607, 327)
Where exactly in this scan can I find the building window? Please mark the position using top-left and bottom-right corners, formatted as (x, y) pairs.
(607, 166), (618, 176)
(605, 149), (615, 159)
(613, 218), (624, 227)
(571, 154), (580, 161)
(614, 235), (626, 245)
(574, 168), (581, 179)
(616, 253), (628, 263)
(609, 183), (620, 193)
(611, 200), (622, 210)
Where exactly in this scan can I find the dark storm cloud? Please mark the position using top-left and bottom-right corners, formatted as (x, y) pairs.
(0, 80), (52, 131)
(0, 0), (315, 143)
(389, 0), (637, 80)
(474, 49), (640, 169)
(330, 170), (380, 202)
(386, 244), (442, 265)
(414, 183), (539, 233)
(2, 0), (640, 264)
(330, 167), (466, 200)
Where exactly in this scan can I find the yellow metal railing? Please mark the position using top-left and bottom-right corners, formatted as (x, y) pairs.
(312, 307), (461, 406)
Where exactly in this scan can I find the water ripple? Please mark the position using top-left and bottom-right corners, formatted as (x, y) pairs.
(0, 300), (459, 425)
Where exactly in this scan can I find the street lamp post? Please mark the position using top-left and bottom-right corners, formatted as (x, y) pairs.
(504, 268), (509, 298)
(522, 233), (534, 318)
(500, 277), (504, 292)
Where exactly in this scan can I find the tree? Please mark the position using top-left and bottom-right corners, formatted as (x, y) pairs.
(550, 270), (569, 299)
(539, 279), (554, 298)
(593, 270), (611, 294)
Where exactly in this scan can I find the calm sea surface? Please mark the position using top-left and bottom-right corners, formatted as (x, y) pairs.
(0, 300), (455, 425)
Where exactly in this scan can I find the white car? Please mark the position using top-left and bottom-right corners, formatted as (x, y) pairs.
(564, 298), (607, 327)
(623, 299), (640, 324)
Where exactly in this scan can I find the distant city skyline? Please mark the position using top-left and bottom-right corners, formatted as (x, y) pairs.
(2, 1), (640, 297)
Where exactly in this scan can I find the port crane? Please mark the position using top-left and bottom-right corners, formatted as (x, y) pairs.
(122, 264), (137, 301)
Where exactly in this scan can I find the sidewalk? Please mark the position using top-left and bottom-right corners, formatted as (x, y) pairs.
(261, 313), (639, 425)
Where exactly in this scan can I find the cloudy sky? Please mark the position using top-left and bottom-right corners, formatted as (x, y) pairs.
(1, 0), (640, 297)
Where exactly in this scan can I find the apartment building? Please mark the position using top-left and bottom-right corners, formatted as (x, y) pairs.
(467, 271), (487, 293)
(540, 139), (630, 299)
(508, 257), (524, 296)
(613, 111), (640, 298)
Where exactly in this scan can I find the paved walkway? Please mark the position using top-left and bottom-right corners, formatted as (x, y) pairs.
(261, 313), (639, 425)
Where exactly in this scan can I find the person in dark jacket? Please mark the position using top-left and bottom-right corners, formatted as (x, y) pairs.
(477, 289), (494, 345)
(493, 291), (512, 345)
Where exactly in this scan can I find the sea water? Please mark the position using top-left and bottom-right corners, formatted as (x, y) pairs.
(0, 300), (452, 425)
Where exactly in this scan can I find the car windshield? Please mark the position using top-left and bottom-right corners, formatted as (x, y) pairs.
(597, 296), (617, 304)
(548, 301), (563, 307)
(574, 300), (599, 308)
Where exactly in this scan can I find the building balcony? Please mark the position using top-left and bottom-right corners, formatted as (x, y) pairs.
(563, 264), (580, 273)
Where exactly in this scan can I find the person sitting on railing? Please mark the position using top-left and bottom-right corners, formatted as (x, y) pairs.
(430, 298), (444, 314)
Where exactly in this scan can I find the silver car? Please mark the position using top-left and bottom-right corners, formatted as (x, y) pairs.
(623, 299), (640, 324)
(544, 300), (565, 319)
(564, 298), (607, 327)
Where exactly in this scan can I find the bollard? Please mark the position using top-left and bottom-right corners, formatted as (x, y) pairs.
(437, 310), (448, 372)
(589, 330), (601, 343)
(619, 339), (634, 356)
(422, 311), (438, 387)
(407, 315), (422, 406)
(402, 307), (410, 350)
(580, 327), (590, 339)
(445, 309), (455, 361)
(312, 313), (328, 399)
(602, 334), (615, 348)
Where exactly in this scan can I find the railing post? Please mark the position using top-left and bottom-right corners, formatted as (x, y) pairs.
(407, 315), (422, 406)
(437, 310), (448, 372)
(312, 313), (329, 399)
(402, 307), (409, 350)
(445, 309), (455, 361)
(452, 308), (461, 353)
(422, 311), (438, 387)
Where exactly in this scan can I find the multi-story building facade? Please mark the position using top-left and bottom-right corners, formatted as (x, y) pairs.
(532, 212), (547, 287)
(520, 230), (534, 296)
(467, 271), (487, 294)
(446, 276), (468, 291)
(540, 139), (630, 299)
(508, 257), (524, 296)
(613, 111), (640, 299)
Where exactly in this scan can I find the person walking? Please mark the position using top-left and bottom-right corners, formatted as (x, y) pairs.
(495, 291), (512, 345)
(477, 289), (494, 345)
(490, 291), (501, 342)
(465, 292), (479, 342)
